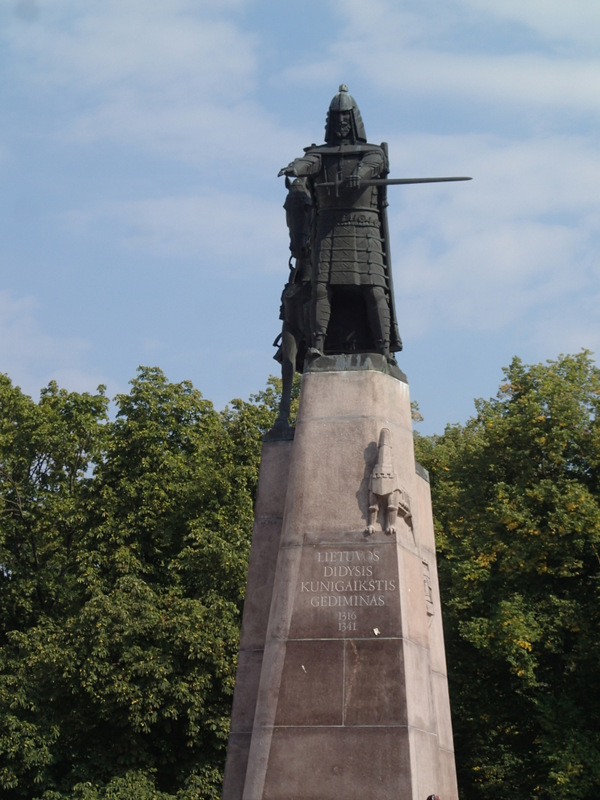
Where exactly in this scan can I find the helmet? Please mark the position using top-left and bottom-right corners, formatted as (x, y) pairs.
(324, 84), (367, 144)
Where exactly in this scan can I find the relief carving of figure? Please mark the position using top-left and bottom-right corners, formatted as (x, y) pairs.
(366, 428), (411, 535)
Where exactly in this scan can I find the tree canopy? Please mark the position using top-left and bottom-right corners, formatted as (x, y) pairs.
(0, 368), (280, 800)
(415, 351), (600, 799)
(1, 355), (599, 799)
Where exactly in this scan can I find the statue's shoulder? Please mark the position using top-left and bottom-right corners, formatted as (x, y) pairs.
(303, 142), (384, 156)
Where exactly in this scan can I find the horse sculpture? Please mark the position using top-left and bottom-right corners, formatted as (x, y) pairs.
(271, 177), (314, 432)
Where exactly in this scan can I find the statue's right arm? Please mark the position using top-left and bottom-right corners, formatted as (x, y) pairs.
(278, 162), (296, 177)
(278, 153), (321, 178)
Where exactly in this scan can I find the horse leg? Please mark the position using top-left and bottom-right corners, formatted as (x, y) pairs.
(274, 327), (298, 430)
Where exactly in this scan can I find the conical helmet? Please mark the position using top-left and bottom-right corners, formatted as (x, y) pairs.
(324, 84), (367, 144)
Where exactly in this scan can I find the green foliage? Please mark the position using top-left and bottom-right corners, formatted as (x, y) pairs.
(0, 376), (109, 633)
(0, 367), (276, 799)
(415, 351), (600, 799)
(6, 353), (599, 799)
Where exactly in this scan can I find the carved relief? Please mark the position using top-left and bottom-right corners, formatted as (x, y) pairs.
(365, 428), (412, 535)
(422, 559), (435, 619)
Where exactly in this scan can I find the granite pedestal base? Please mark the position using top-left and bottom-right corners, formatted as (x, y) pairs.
(223, 358), (458, 800)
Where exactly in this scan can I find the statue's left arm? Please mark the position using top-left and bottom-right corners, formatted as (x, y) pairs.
(345, 147), (387, 188)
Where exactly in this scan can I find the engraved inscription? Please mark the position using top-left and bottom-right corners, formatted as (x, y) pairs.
(300, 548), (396, 631)
(290, 543), (401, 639)
(338, 611), (357, 632)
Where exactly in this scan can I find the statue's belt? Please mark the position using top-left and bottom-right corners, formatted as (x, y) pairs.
(318, 210), (379, 226)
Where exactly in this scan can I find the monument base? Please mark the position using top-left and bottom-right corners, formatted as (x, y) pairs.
(223, 357), (458, 800)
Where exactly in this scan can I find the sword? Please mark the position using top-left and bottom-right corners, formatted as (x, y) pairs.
(317, 176), (472, 188)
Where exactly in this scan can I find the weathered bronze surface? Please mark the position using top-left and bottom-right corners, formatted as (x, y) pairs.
(272, 85), (470, 431)
(278, 85), (402, 368)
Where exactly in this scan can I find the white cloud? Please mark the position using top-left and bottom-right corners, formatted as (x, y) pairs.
(401, 134), (600, 228)
(3, 0), (304, 174)
(62, 189), (289, 273)
(0, 291), (105, 397)
(530, 294), (600, 357)
(386, 133), (600, 344)
(282, 0), (600, 117)
(373, 51), (600, 113)
(67, 94), (300, 176)
(7, 0), (256, 99)
(334, 0), (600, 52)
(460, 0), (600, 48)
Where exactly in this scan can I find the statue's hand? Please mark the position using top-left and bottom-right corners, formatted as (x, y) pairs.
(344, 174), (361, 189)
(278, 164), (296, 177)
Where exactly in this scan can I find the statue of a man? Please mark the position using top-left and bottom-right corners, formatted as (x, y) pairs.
(278, 85), (402, 360)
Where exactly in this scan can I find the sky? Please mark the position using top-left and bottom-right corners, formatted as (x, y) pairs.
(1, 0), (599, 435)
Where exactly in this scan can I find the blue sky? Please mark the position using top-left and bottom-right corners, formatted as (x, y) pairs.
(2, 0), (599, 434)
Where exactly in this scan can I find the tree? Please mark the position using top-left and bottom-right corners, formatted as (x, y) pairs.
(415, 351), (600, 799)
(0, 376), (109, 634)
(5, 353), (600, 799)
(0, 367), (278, 799)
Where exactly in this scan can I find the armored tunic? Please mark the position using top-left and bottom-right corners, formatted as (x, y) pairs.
(289, 143), (388, 289)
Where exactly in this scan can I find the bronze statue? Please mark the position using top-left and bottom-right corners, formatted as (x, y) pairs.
(271, 86), (470, 432)
(278, 85), (402, 361)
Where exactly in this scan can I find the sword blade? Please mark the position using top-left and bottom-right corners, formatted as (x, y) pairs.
(373, 176), (472, 186)
(317, 176), (472, 187)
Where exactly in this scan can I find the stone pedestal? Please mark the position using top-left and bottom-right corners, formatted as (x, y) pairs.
(223, 358), (458, 800)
